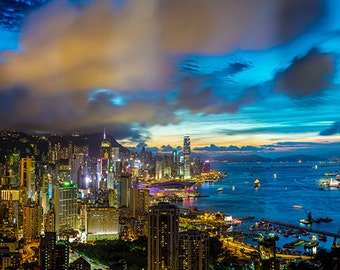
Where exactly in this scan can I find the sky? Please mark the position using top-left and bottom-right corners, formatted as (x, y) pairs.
(0, 0), (340, 157)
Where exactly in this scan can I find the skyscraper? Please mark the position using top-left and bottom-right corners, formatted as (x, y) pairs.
(53, 182), (78, 232)
(148, 202), (179, 270)
(178, 230), (209, 270)
(118, 173), (132, 207)
(20, 157), (36, 200)
(39, 232), (69, 270)
(99, 129), (111, 185)
(39, 232), (57, 269)
(23, 199), (42, 243)
(183, 135), (191, 179)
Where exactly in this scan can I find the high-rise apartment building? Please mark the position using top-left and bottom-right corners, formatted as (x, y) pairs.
(39, 232), (69, 270)
(183, 136), (191, 179)
(148, 202), (180, 270)
(130, 184), (150, 217)
(178, 230), (209, 270)
(39, 232), (57, 269)
(23, 199), (42, 243)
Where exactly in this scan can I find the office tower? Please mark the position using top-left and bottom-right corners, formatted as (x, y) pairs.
(118, 173), (132, 207)
(99, 129), (111, 186)
(155, 160), (163, 180)
(192, 157), (201, 176)
(202, 160), (210, 173)
(171, 149), (179, 178)
(183, 135), (191, 179)
(85, 206), (119, 241)
(20, 157), (36, 200)
(53, 182), (78, 232)
(70, 153), (85, 186)
(178, 230), (209, 270)
(23, 199), (43, 243)
(148, 202), (180, 270)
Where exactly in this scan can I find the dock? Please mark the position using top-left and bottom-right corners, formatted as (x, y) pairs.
(262, 218), (338, 238)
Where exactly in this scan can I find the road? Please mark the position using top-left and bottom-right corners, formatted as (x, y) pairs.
(22, 242), (39, 263)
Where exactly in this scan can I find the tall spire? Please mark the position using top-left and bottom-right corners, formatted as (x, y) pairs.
(103, 127), (106, 140)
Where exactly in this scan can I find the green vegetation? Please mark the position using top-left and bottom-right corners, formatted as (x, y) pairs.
(71, 237), (147, 269)
(288, 248), (340, 269)
(71, 236), (258, 269)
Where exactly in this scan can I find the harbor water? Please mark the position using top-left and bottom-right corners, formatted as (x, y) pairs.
(177, 160), (340, 251)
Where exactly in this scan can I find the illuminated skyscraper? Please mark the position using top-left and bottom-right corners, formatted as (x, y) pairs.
(171, 148), (179, 178)
(20, 157), (36, 200)
(23, 199), (42, 243)
(100, 129), (111, 184)
(40, 232), (69, 270)
(118, 173), (132, 207)
(148, 202), (179, 270)
(183, 135), (191, 179)
(40, 232), (57, 269)
(53, 183), (78, 232)
(178, 230), (209, 270)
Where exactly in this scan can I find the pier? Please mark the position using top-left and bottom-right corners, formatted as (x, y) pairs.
(262, 218), (340, 247)
(262, 218), (338, 238)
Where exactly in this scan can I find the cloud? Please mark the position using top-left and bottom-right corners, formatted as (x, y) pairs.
(274, 48), (335, 97)
(0, 0), (331, 140)
(0, 0), (323, 94)
(320, 121), (340, 136)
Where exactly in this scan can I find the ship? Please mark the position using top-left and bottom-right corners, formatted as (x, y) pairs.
(254, 178), (261, 188)
(217, 187), (223, 192)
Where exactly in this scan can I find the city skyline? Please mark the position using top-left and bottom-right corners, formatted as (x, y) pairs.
(0, 0), (340, 157)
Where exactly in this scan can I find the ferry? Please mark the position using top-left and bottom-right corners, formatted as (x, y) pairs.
(217, 187), (223, 192)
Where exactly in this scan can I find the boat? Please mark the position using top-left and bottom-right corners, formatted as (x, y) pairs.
(254, 178), (261, 188)
(283, 239), (307, 249)
(299, 219), (312, 225)
(304, 240), (319, 249)
(217, 187), (223, 192)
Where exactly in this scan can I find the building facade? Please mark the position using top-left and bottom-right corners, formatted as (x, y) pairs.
(148, 202), (180, 270)
(178, 230), (209, 270)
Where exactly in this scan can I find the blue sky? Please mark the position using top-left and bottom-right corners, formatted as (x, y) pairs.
(0, 0), (339, 156)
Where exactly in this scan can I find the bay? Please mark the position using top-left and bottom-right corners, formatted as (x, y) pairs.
(177, 160), (340, 250)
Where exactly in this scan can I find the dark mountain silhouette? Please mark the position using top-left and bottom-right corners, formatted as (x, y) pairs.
(48, 133), (129, 157)
(213, 153), (326, 163)
(274, 154), (326, 162)
(213, 154), (272, 163)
